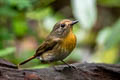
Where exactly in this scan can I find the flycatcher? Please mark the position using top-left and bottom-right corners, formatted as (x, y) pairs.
(18, 19), (78, 67)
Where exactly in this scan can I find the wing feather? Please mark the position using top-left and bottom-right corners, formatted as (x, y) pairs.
(34, 37), (61, 57)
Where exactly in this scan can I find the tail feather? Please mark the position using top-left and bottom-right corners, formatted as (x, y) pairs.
(18, 56), (35, 66)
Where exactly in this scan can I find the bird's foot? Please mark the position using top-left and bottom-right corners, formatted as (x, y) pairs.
(64, 64), (77, 70)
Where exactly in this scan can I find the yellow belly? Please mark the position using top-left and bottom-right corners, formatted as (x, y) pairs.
(61, 30), (76, 52)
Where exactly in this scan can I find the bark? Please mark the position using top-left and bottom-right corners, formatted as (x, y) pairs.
(0, 59), (120, 80)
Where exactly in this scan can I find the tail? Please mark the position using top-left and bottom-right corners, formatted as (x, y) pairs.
(18, 56), (35, 66)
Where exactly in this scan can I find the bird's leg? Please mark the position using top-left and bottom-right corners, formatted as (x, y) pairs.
(61, 60), (71, 67)
(60, 60), (76, 69)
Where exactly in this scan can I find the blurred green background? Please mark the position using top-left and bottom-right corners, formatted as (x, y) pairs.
(0, 0), (120, 69)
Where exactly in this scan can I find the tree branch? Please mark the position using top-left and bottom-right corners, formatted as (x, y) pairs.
(0, 59), (120, 80)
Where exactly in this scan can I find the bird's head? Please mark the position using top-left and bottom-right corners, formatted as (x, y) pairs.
(50, 19), (78, 38)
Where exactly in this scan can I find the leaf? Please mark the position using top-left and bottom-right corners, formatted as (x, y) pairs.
(0, 27), (12, 40)
(102, 47), (119, 63)
(12, 14), (28, 37)
(5, 0), (32, 10)
(98, 0), (120, 7)
(27, 8), (52, 20)
(71, 0), (97, 29)
(96, 27), (111, 45)
(0, 47), (15, 57)
(0, 6), (17, 17)
(104, 19), (120, 49)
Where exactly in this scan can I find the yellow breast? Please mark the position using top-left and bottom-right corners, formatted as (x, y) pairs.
(61, 30), (76, 52)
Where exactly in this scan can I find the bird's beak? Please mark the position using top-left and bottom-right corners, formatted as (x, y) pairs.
(71, 20), (79, 25)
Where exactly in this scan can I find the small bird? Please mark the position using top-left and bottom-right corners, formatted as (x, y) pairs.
(18, 19), (78, 68)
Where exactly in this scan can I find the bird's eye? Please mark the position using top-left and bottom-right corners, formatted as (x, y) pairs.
(61, 24), (65, 27)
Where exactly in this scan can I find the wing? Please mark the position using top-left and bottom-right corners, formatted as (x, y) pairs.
(34, 37), (61, 57)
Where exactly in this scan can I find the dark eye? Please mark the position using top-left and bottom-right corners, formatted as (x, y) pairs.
(61, 24), (65, 27)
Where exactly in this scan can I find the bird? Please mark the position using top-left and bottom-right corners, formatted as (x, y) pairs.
(18, 19), (78, 68)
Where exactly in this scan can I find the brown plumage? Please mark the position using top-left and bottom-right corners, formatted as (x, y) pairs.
(18, 19), (78, 67)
